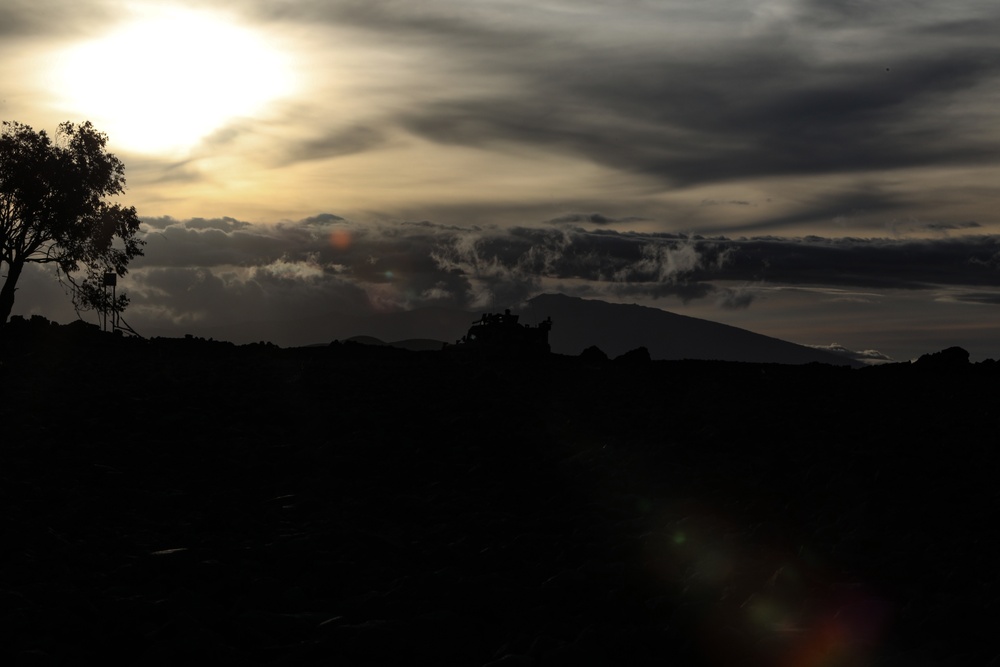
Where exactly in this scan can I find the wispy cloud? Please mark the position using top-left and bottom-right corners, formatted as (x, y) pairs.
(7, 0), (997, 236)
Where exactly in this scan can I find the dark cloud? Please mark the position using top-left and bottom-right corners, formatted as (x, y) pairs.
(712, 235), (1000, 290)
(0, 4), (46, 38)
(126, 216), (734, 326)
(191, 116), (387, 167)
(124, 216), (1000, 345)
(400, 220), (482, 233)
(547, 213), (644, 226)
(797, 0), (890, 23)
(949, 291), (1000, 306)
(917, 15), (1000, 39)
(134, 220), (294, 268)
(925, 221), (981, 231)
(263, 2), (1000, 191)
(300, 213), (346, 225)
(696, 185), (914, 235)
(124, 155), (207, 186)
(701, 200), (752, 207)
(126, 217), (1000, 333)
(889, 220), (982, 235)
(276, 125), (385, 165)
(396, 47), (1000, 188)
(248, 1), (545, 52)
(0, 0), (114, 38)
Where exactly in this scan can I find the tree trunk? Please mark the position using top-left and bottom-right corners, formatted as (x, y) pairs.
(0, 260), (24, 326)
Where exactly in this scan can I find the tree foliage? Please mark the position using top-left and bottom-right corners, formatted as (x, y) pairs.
(0, 120), (144, 325)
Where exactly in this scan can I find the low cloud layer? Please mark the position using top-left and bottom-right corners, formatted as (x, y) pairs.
(95, 215), (999, 343)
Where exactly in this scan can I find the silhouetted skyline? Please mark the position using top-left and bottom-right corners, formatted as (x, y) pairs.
(4, 1), (1000, 360)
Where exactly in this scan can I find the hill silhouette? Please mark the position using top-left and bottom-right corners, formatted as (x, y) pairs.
(519, 293), (861, 366)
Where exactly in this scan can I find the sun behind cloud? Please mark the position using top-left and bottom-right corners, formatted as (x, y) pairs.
(48, 5), (297, 156)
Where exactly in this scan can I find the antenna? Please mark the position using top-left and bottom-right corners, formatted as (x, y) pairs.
(102, 272), (117, 332)
(97, 271), (143, 337)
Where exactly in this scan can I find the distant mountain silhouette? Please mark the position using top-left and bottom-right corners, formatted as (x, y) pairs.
(188, 306), (474, 349)
(345, 335), (445, 352)
(518, 293), (861, 366)
(338, 294), (858, 366)
(186, 293), (859, 365)
(344, 335), (387, 346)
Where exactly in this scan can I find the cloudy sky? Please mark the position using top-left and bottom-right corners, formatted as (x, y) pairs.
(4, 0), (1000, 360)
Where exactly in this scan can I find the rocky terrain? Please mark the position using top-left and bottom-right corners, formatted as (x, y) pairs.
(1, 316), (997, 665)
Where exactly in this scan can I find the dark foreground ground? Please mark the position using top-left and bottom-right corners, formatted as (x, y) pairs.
(2, 319), (998, 666)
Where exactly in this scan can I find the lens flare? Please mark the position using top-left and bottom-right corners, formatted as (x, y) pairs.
(642, 505), (890, 666)
(329, 229), (352, 250)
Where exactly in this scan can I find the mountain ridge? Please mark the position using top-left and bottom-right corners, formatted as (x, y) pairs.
(519, 293), (861, 367)
(338, 293), (860, 367)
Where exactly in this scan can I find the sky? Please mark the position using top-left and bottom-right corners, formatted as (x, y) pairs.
(3, 0), (1000, 361)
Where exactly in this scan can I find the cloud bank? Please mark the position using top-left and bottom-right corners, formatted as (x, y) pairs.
(84, 215), (994, 345)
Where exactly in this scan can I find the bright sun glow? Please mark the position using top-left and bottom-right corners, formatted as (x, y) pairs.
(50, 6), (297, 155)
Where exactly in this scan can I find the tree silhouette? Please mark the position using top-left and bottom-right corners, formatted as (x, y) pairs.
(0, 120), (143, 326)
